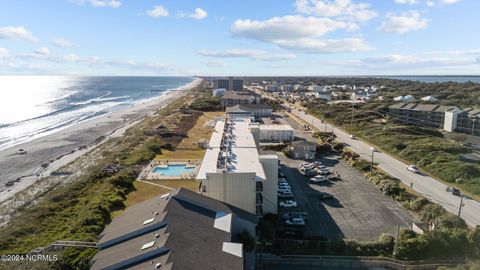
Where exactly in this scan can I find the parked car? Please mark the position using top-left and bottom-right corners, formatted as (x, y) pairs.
(317, 170), (330, 176)
(407, 165), (420, 173)
(278, 182), (289, 187)
(285, 218), (306, 227)
(278, 178), (288, 183)
(16, 149), (27, 155)
(278, 191), (293, 198)
(279, 200), (297, 208)
(278, 188), (291, 193)
(281, 229), (304, 238)
(446, 186), (461, 196)
(299, 162), (311, 168)
(318, 192), (333, 200)
(304, 170), (318, 177)
(282, 212), (308, 221)
(310, 176), (328, 184)
(349, 134), (356, 139)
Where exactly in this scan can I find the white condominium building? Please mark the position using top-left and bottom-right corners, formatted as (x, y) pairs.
(196, 118), (278, 217)
(259, 125), (294, 143)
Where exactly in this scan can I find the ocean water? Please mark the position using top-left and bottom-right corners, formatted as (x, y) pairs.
(377, 76), (480, 83)
(0, 76), (196, 150)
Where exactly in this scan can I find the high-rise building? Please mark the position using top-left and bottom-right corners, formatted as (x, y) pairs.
(213, 76), (244, 91)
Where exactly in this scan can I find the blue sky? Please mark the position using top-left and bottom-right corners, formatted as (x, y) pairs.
(0, 0), (479, 76)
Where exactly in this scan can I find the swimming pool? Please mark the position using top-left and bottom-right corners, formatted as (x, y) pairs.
(151, 164), (195, 177)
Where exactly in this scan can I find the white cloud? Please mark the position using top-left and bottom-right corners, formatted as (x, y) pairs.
(147, 5), (169, 17)
(205, 61), (227, 68)
(177, 8), (208, 20)
(329, 50), (480, 73)
(394, 0), (418, 4)
(0, 26), (38, 42)
(231, 15), (369, 53)
(378, 10), (428, 33)
(295, 0), (377, 21)
(189, 8), (208, 20)
(35, 47), (50, 56)
(425, 0), (461, 6)
(232, 15), (353, 41)
(52, 38), (74, 48)
(275, 38), (371, 53)
(198, 48), (296, 61)
(0, 48), (9, 59)
(70, 0), (121, 8)
(62, 54), (81, 62)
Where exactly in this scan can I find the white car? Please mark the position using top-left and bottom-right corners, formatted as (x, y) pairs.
(349, 134), (356, 139)
(278, 191), (293, 198)
(299, 162), (311, 168)
(278, 187), (291, 193)
(279, 200), (297, 208)
(285, 218), (305, 227)
(407, 165), (420, 173)
(310, 176), (328, 183)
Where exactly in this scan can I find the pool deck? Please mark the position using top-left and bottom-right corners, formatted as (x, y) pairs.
(138, 159), (201, 180)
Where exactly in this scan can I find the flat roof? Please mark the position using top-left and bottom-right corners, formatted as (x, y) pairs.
(196, 119), (267, 181)
(259, 124), (294, 131)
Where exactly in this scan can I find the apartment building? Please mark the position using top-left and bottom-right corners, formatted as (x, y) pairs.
(389, 103), (480, 136)
(196, 118), (278, 217)
(259, 125), (294, 143)
(220, 91), (261, 107)
(225, 104), (273, 119)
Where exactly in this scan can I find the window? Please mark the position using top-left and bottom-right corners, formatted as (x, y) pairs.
(141, 241), (156, 250)
(143, 218), (155, 225)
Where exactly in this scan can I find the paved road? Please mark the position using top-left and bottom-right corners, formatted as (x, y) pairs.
(291, 109), (480, 228)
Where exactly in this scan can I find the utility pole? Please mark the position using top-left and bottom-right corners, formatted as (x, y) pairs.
(393, 224), (401, 257)
(370, 147), (375, 175)
(458, 195), (465, 217)
(350, 99), (355, 135)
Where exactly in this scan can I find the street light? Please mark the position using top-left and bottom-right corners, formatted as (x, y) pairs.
(350, 99), (355, 135)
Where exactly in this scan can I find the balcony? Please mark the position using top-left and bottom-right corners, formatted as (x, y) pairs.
(256, 205), (263, 217)
(256, 193), (263, 205)
(256, 182), (263, 192)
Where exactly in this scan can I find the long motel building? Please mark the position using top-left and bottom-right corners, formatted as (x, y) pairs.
(196, 118), (278, 217)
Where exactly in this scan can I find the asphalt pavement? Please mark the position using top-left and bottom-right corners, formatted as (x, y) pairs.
(292, 109), (480, 228)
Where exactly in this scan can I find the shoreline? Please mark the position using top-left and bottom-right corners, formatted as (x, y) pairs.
(0, 78), (202, 203)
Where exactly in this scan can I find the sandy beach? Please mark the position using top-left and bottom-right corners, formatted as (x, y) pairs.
(0, 78), (202, 204)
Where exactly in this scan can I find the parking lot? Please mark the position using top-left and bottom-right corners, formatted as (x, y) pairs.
(269, 112), (415, 241)
(277, 153), (414, 241)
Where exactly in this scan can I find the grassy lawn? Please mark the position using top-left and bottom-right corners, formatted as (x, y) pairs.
(144, 179), (198, 191)
(111, 181), (171, 218)
(156, 149), (206, 160)
(177, 111), (224, 148)
(155, 111), (224, 161)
